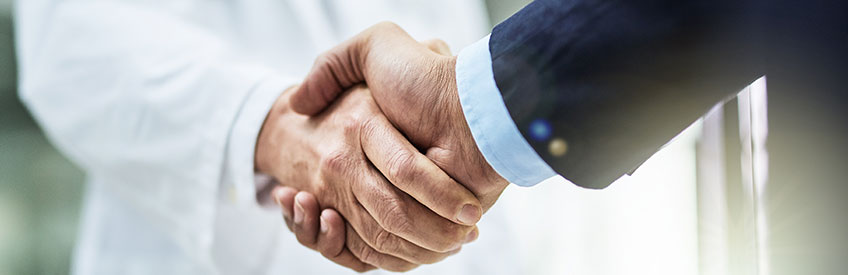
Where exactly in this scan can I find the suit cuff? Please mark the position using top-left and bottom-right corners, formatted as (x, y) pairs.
(455, 35), (557, 187)
(223, 75), (297, 206)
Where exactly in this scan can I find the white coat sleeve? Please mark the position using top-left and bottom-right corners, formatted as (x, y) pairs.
(15, 0), (295, 259)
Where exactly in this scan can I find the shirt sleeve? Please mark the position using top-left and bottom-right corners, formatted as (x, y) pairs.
(222, 75), (296, 208)
(14, 0), (294, 263)
(454, 35), (557, 187)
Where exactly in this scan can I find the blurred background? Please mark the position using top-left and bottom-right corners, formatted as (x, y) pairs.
(0, 0), (87, 274)
(0, 1), (774, 274)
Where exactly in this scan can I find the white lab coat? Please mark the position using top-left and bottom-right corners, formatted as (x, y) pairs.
(15, 0), (528, 274)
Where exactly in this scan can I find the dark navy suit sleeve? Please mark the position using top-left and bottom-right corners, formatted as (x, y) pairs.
(489, 0), (764, 189)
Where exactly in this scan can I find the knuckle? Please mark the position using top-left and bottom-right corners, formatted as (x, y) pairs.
(373, 21), (401, 32)
(372, 228), (401, 253)
(434, 223), (469, 252)
(358, 116), (383, 141)
(340, 116), (362, 136)
(314, 51), (343, 69)
(313, 52), (330, 66)
(355, 242), (379, 265)
(387, 150), (419, 184)
(320, 150), (351, 179)
(377, 198), (414, 236)
(314, 52), (354, 87)
(426, 147), (454, 168)
(313, 53), (341, 81)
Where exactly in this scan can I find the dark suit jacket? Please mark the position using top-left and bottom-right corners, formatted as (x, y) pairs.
(489, 0), (847, 189)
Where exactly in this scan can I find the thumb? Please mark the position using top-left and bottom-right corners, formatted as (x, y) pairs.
(290, 33), (369, 115)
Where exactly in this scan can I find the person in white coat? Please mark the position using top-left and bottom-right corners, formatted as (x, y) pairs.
(15, 1), (525, 274)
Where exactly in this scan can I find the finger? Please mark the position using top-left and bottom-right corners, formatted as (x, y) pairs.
(317, 209), (376, 272)
(360, 115), (482, 226)
(345, 223), (420, 272)
(421, 39), (451, 55)
(273, 186), (298, 218)
(347, 172), (464, 260)
(284, 216), (294, 232)
(273, 186), (299, 231)
(316, 209), (347, 258)
(289, 33), (368, 115)
(464, 226), (479, 244)
(292, 192), (321, 248)
(290, 21), (414, 115)
(328, 247), (377, 273)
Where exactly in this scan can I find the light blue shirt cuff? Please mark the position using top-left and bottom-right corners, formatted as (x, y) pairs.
(455, 35), (557, 187)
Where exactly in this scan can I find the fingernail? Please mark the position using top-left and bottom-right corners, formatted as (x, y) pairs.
(319, 215), (329, 234)
(457, 204), (481, 225)
(281, 205), (293, 220)
(294, 199), (304, 224)
(281, 203), (293, 220)
(273, 188), (284, 205)
(464, 229), (478, 243)
(275, 190), (293, 218)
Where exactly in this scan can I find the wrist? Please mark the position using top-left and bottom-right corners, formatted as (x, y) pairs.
(255, 86), (297, 175)
(440, 55), (500, 176)
(439, 55), (463, 130)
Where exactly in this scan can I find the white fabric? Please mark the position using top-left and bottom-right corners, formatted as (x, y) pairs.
(15, 0), (525, 274)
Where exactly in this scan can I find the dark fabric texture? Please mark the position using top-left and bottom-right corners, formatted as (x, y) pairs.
(488, 0), (846, 189)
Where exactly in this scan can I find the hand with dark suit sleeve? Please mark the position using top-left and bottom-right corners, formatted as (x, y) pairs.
(290, 22), (510, 213)
(290, 0), (764, 191)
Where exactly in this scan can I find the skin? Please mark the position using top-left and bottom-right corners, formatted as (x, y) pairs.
(255, 85), (480, 272)
(272, 186), (469, 273)
(290, 22), (510, 214)
(272, 186), (375, 272)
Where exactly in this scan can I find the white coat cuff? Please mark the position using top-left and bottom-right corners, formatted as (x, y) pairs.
(225, 75), (296, 207)
(455, 35), (557, 187)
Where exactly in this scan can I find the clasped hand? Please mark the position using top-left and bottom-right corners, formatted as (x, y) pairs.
(256, 22), (509, 272)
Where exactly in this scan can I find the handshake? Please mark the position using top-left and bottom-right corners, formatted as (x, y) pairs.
(255, 22), (509, 272)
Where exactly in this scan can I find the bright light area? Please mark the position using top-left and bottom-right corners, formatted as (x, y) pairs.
(469, 121), (702, 275)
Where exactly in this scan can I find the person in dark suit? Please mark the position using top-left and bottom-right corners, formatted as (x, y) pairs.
(286, 0), (848, 273)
